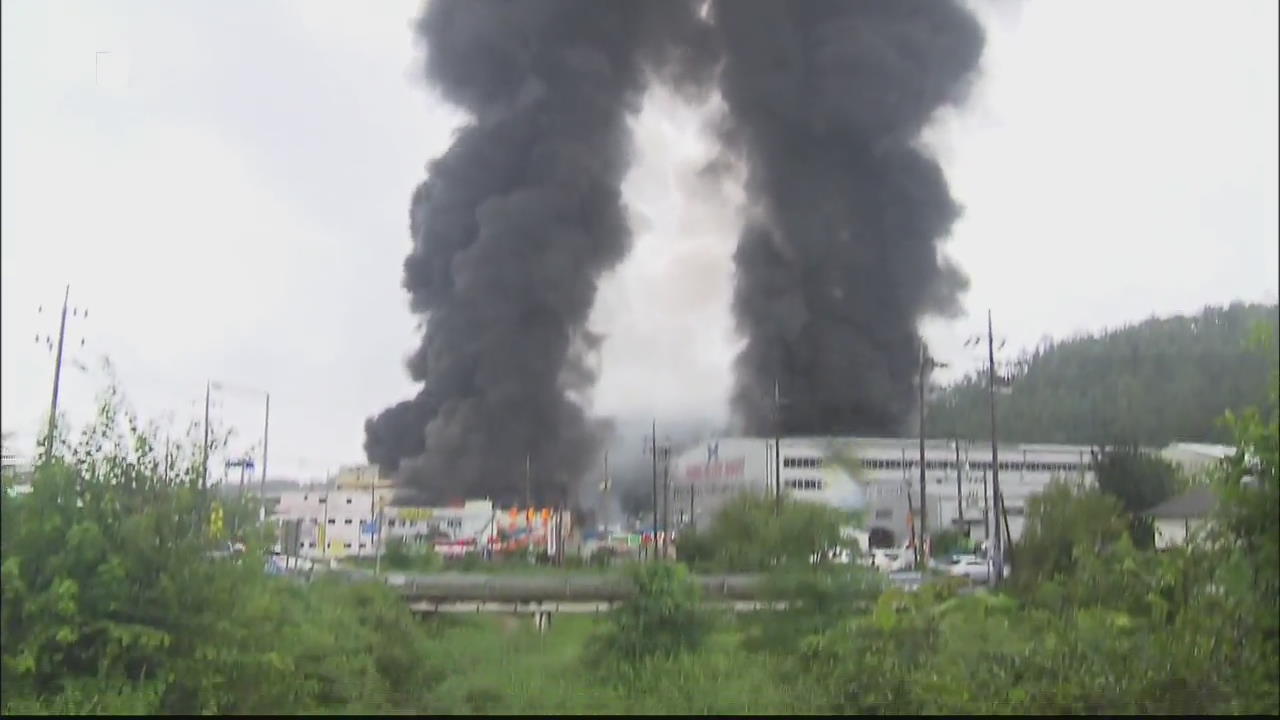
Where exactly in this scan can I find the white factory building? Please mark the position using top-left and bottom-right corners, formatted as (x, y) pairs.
(670, 436), (1099, 549)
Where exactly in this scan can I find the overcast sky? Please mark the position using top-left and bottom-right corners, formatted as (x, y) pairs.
(3, 0), (1276, 480)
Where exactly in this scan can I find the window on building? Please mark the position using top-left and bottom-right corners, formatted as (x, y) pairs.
(327, 518), (336, 525)
(343, 518), (353, 525)
(343, 542), (352, 549)
(318, 497), (327, 504)
(875, 508), (893, 520)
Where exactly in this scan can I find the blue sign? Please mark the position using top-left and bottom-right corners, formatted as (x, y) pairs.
(359, 520), (379, 536)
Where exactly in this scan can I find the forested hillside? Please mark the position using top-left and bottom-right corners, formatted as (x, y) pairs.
(929, 303), (1279, 446)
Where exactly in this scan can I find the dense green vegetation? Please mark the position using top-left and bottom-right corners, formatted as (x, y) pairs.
(929, 302), (1278, 445)
(674, 494), (857, 571)
(1092, 445), (1183, 545)
(3, 357), (1277, 714)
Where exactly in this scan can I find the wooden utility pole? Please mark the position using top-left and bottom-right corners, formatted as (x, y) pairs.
(202, 381), (211, 490)
(982, 470), (990, 543)
(917, 346), (928, 566)
(42, 286), (71, 464)
(665, 450), (675, 558)
(601, 451), (610, 532)
(688, 483), (695, 531)
(916, 346), (946, 565)
(650, 420), (659, 563)
(369, 467), (377, 562)
(954, 439), (964, 529)
(260, 393), (270, 522)
(774, 379), (783, 516)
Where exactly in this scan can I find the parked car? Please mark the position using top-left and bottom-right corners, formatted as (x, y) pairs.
(206, 541), (245, 560)
(945, 554), (991, 582)
(871, 548), (914, 573)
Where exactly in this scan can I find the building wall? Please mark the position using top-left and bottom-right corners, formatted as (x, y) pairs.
(272, 464), (569, 559)
(1154, 517), (1209, 550)
(273, 486), (395, 558)
(670, 436), (1097, 547)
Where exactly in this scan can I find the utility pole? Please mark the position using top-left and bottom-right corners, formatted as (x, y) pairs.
(321, 473), (330, 560)
(524, 454), (532, 510)
(688, 483), (695, 532)
(162, 433), (172, 484)
(661, 451), (671, 558)
(917, 346), (946, 565)
(41, 284), (71, 458)
(905, 480), (916, 560)
(954, 439), (964, 529)
(40, 285), (75, 464)
(987, 309), (1004, 584)
(650, 419), (658, 562)
(917, 346), (928, 566)
(601, 451), (610, 533)
(774, 378), (783, 517)
(982, 470), (990, 543)
(260, 393), (270, 522)
(375, 501), (384, 576)
(202, 381), (211, 490)
(225, 456), (253, 535)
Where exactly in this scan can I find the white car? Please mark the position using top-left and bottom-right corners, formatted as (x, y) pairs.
(871, 549), (914, 573)
(944, 555), (992, 582)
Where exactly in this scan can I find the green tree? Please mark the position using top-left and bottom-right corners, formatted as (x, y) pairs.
(1093, 446), (1181, 548)
(930, 302), (1279, 446)
(1010, 479), (1129, 593)
(675, 494), (853, 572)
(0, 382), (451, 714)
(587, 562), (711, 666)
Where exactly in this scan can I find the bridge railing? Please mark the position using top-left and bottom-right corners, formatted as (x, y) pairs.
(324, 567), (935, 604)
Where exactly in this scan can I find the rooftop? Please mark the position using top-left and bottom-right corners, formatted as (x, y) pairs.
(1143, 485), (1218, 519)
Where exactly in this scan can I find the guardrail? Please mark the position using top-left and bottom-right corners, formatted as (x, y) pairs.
(325, 567), (937, 601)
(407, 599), (790, 615)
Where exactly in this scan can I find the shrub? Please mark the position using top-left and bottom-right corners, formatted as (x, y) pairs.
(587, 562), (711, 666)
(678, 494), (855, 572)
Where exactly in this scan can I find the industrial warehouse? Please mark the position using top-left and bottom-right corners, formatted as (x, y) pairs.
(669, 436), (1100, 550)
(272, 439), (1230, 562)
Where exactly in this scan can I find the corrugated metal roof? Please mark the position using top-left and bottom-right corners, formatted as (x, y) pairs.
(1163, 443), (1235, 459)
(1143, 486), (1218, 519)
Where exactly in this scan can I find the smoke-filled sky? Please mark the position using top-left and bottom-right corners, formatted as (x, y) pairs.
(2, 0), (1277, 482)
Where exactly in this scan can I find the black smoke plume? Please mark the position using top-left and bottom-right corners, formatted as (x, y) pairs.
(365, 0), (717, 505)
(713, 0), (984, 436)
(368, 0), (984, 504)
